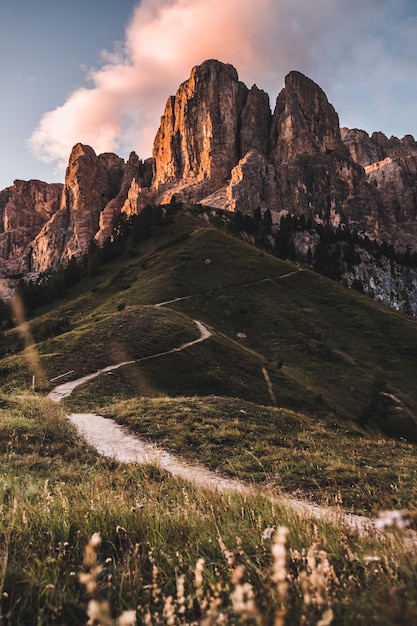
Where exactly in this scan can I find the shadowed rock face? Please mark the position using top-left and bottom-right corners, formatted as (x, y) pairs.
(271, 71), (343, 162)
(265, 71), (379, 231)
(1, 59), (417, 280)
(341, 128), (417, 250)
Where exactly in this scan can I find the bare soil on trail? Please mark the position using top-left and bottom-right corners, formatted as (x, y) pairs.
(48, 320), (211, 402)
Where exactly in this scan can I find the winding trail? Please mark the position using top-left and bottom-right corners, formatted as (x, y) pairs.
(63, 412), (377, 535)
(154, 269), (302, 308)
(47, 294), (417, 550)
(48, 320), (211, 402)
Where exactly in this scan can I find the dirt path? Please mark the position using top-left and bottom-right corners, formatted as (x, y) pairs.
(48, 320), (211, 402)
(47, 296), (417, 549)
(154, 268), (302, 308)
(65, 412), (397, 540)
(50, 378), (388, 538)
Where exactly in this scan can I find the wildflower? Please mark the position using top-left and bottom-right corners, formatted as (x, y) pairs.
(90, 532), (101, 548)
(231, 565), (258, 620)
(317, 608), (334, 626)
(272, 526), (288, 598)
(195, 557), (205, 600)
(261, 526), (275, 540)
(86, 598), (112, 626)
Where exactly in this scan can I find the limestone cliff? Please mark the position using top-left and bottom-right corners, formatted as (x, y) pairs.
(96, 152), (154, 245)
(271, 71), (342, 162)
(152, 59), (271, 203)
(0, 179), (62, 276)
(29, 144), (125, 272)
(268, 71), (381, 234)
(226, 150), (279, 214)
(341, 128), (417, 251)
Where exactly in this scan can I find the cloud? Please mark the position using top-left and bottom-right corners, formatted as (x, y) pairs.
(29, 0), (417, 169)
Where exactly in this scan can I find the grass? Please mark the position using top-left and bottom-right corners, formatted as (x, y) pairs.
(67, 394), (416, 516)
(2, 206), (417, 623)
(1, 392), (417, 625)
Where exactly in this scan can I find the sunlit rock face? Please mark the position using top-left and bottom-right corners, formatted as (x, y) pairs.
(29, 144), (125, 272)
(152, 59), (272, 202)
(0, 179), (62, 276)
(29, 146), (156, 271)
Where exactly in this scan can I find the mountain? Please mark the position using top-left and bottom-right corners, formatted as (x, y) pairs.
(1, 59), (417, 313)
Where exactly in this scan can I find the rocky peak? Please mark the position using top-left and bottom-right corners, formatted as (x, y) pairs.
(152, 60), (272, 202)
(340, 128), (384, 167)
(152, 60), (243, 193)
(271, 71), (343, 163)
(341, 128), (417, 248)
(239, 85), (271, 157)
(63, 143), (124, 212)
(342, 128), (417, 167)
(96, 152), (154, 244)
(29, 144), (125, 272)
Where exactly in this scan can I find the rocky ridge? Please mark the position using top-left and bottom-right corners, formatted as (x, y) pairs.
(1, 59), (417, 314)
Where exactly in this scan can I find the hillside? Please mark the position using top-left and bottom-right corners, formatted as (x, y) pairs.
(1, 205), (417, 623)
(2, 204), (417, 507)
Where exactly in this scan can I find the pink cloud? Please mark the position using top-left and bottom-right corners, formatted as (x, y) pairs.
(29, 0), (417, 169)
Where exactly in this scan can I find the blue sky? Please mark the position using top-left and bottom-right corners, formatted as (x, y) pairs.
(0, 0), (137, 188)
(1, 0), (417, 191)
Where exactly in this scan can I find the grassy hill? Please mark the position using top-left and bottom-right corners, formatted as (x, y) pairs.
(1, 204), (417, 623)
(4, 207), (417, 420)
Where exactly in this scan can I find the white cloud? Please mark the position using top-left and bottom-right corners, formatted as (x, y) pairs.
(29, 0), (417, 169)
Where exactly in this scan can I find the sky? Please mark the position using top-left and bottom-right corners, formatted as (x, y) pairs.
(1, 0), (417, 191)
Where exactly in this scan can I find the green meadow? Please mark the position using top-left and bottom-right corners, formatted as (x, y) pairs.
(1, 206), (417, 624)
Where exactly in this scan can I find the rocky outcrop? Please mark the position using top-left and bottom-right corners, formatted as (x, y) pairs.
(153, 61), (242, 196)
(239, 85), (271, 157)
(96, 152), (154, 245)
(152, 60), (271, 203)
(271, 71), (343, 163)
(341, 128), (417, 251)
(268, 72), (382, 234)
(0, 180), (62, 276)
(29, 144), (125, 272)
(342, 248), (417, 315)
(341, 128), (417, 167)
(29, 145), (156, 271)
(226, 150), (279, 215)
